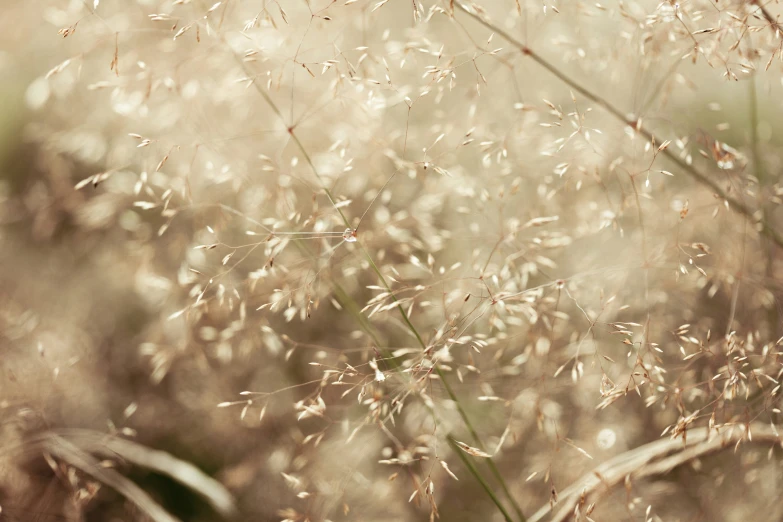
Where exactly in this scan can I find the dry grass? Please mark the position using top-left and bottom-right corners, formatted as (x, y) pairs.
(2, 0), (783, 521)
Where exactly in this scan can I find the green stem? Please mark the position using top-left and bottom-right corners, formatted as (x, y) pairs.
(749, 75), (763, 184)
(748, 75), (779, 338)
(449, 437), (514, 522)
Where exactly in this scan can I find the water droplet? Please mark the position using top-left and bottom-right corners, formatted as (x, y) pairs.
(343, 228), (357, 242)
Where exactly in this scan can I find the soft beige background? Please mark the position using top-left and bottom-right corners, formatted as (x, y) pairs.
(1, 1), (783, 521)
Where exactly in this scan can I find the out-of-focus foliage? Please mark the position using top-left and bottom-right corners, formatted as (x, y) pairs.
(2, 0), (783, 521)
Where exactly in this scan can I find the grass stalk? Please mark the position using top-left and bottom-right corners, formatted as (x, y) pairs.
(449, 437), (515, 522)
(748, 74), (779, 338)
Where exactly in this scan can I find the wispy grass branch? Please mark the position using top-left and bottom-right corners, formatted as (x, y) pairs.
(455, 1), (783, 250)
(204, 18), (524, 521)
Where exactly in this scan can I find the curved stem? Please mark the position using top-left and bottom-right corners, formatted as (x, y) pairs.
(529, 422), (782, 522)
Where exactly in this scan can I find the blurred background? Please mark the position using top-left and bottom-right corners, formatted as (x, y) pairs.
(2, 0), (783, 521)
